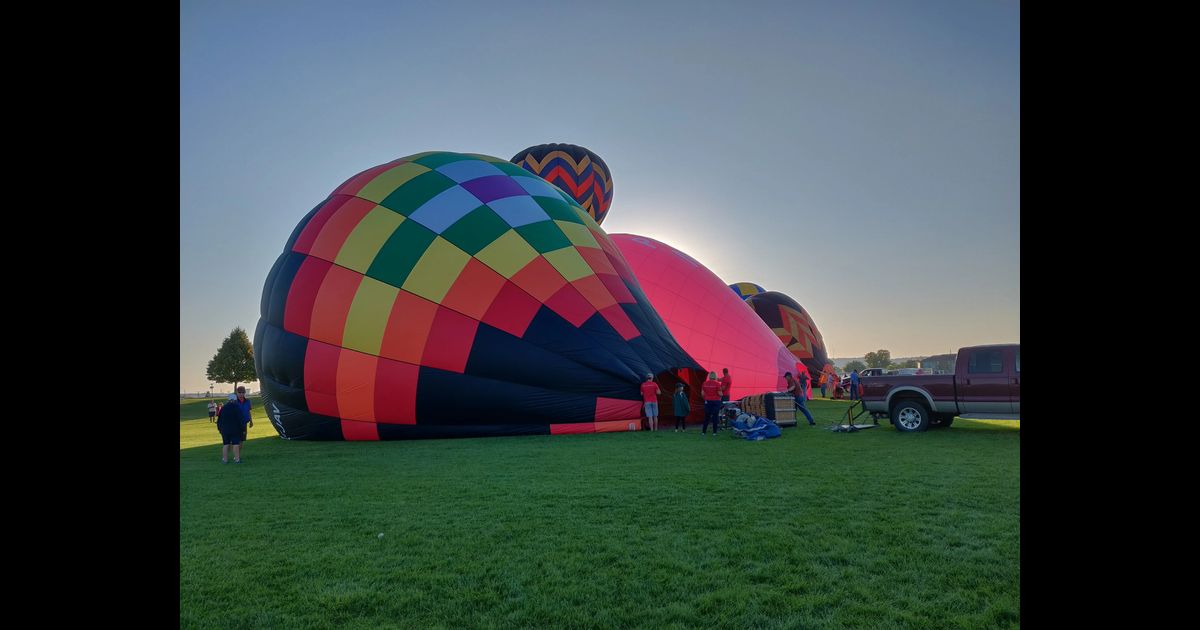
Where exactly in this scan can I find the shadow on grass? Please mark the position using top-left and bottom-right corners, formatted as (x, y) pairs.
(179, 396), (262, 422)
(180, 417), (1019, 454)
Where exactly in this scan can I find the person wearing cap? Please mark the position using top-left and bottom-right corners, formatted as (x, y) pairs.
(640, 374), (662, 432)
(701, 372), (723, 435)
(216, 392), (251, 463)
(232, 386), (253, 445)
(785, 372), (816, 426)
(672, 382), (691, 432)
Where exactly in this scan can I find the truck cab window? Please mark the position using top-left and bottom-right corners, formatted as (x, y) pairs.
(968, 349), (1004, 374)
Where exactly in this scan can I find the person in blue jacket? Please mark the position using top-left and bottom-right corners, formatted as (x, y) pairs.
(230, 386), (253, 450)
(217, 391), (252, 463)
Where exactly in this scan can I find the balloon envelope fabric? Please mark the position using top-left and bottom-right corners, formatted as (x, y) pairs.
(511, 143), (613, 225)
(609, 234), (794, 401)
(255, 151), (698, 440)
(744, 291), (830, 380)
(729, 282), (766, 301)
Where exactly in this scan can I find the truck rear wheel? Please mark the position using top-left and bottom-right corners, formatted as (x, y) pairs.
(892, 400), (931, 432)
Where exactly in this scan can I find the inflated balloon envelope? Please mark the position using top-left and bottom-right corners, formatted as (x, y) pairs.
(744, 290), (830, 380)
(728, 282), (766, 301)
(609, 234), (795, 407)
(255, 151), (698, 440)
(511, 143), (613, 225)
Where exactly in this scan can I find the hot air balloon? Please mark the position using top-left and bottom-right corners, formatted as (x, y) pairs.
(510, 143), (613, 225)
(255, 151), (697, 440)
(729, 282), (766, 301)
(610, 234), (794, 414)
(744, 291), (830, 380)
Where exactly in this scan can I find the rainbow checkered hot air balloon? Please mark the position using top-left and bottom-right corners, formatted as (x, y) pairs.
(729, 282), (766, 301)
(511, 143), (613, 225)
(255, 151), (698, 440)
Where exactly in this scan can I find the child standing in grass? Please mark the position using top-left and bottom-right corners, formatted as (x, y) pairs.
(672, 383), (690, 432)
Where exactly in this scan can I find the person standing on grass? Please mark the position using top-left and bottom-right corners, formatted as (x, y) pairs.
(701, 372), (723, 436)
(818, 372), (828, 398)
(640, 374), (662, 432)
(785, 372), (816, 426)
(850, 369), (861, 401)
(798, 368), (811, 401)
(231, 386), (253, 453)
(216, 394), (251, 463)
(672, 382), (690, 432)
(824, 365), (839, 398)
(207, 400), (217, 422)
(719, 368), (733, 403)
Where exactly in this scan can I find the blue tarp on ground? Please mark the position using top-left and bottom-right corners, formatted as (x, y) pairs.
(731, 413), (782, 441)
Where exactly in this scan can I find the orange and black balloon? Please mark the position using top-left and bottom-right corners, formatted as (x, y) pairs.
(745, 291), (830, 380)
(511, 143), (613, 225)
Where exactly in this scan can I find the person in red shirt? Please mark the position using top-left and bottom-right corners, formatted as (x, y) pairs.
(640, 373), (662, 432)
(719, 368), (733, 403)
(701, 371), (723, 436)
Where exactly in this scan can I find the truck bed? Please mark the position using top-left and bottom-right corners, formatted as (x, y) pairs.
(861, 374), (957, 414)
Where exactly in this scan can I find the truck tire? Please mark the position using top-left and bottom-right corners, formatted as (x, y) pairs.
(892, 399), (931, 432)
(932, 414), (955, 428)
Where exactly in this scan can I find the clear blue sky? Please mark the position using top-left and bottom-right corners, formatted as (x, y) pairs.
(181, 0), (1019, 392)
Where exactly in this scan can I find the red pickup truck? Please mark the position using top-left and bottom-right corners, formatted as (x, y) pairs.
(860, 344), (1020, 432)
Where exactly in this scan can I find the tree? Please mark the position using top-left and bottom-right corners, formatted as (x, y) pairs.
(885, 359), (920, 370)
(864, 349), (891, 368)
(207, 327), (256, 393)
(843, 360), (867, 374)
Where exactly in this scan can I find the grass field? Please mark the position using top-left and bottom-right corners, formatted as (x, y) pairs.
(180, 396), (1019, 628)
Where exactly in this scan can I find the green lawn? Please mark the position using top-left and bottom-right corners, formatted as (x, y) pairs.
(180, 397), (1019, 629)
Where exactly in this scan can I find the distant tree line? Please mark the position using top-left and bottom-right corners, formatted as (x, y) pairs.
(843, 360), (867, 373)
(844, 349), (928, 373)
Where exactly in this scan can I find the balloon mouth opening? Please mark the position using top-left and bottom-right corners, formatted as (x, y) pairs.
(651, 368), (709, 424)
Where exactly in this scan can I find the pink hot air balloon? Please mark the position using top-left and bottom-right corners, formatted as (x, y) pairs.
(609, 234), (794, 402)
